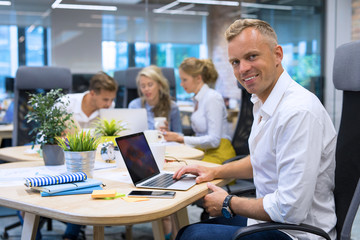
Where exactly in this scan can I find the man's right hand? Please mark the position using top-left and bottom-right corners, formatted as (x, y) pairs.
(172, 164), (216, 184)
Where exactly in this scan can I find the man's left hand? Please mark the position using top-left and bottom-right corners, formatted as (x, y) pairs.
(203, 182), (229, 217)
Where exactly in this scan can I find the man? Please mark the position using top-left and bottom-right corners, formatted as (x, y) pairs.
(63, 71), (118, 129)
(62, 71), (117, 240)
(174, 19), (337, 240)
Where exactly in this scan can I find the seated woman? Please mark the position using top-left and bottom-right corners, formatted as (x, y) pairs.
(163, 57), (235, 164)
(128, 65), (182, 133)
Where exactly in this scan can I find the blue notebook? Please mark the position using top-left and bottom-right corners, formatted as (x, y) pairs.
(40, 185), (103, 197)
(31, 179), (102, 193)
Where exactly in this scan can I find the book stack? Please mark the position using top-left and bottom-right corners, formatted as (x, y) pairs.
(24, 172), (103, 197)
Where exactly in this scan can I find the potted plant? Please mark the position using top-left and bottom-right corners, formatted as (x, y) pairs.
(25, 89), (75, 166)
(93, 118), (127, 145)
(57, 130), (100, 178)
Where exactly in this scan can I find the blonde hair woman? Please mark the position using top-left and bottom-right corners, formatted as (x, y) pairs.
(129, 65), (182, 132)
(163, 57), (235, 164)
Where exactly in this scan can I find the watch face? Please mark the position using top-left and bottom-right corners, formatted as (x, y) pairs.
(221, 207), (231, 219)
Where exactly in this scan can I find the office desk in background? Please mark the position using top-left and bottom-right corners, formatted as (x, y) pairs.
(0, 144), (204, 162)
(0, 124), (13, 146)
(0, 160), (229, 240)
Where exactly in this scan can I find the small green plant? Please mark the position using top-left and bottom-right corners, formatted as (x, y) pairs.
(93, 118), (127, 136)
(56, 130), (100, 152)
(25, 89), (74, 148)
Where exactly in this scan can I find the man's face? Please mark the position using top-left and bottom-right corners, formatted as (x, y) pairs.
(90, 89), (116, 109)
(228, 27), (283, 103)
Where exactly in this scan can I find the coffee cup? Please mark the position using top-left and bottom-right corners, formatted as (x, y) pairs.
(144, 130), (165, 143)
(154, 117), (167, 130)
(149, 143), (166, 170)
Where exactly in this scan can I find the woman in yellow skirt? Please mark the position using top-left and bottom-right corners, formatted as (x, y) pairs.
(163, 57), (235, 164)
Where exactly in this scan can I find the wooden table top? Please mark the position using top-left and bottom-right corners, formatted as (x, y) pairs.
(0, 160), (227, 226)
(0, 143), (204, 163)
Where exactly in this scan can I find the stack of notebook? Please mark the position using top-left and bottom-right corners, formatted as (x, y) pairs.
(24, 172), (103, 197)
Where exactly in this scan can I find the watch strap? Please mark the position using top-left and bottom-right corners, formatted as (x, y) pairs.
(223, 194), (235, 215)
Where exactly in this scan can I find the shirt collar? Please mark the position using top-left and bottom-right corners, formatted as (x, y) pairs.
(194, 84), (209, 102)
(251, 70), (292, 118)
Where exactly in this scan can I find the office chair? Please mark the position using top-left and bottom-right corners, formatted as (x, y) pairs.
(223, 83), (255, 197)
(71, 73), (94, 93)
(113, 69), (126, 108)
(232, 40), (360, 240)
(5, 66), (72, 239)
(116, 67), (177, 108)
(12, 66), (72, 146)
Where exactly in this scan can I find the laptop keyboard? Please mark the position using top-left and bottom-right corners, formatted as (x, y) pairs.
(144, 173), (177, 188)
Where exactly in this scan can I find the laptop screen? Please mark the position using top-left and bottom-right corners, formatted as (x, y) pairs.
(115, 132), (160, 185)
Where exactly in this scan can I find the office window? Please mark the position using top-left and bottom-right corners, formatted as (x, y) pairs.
(25, 26), (45, 67)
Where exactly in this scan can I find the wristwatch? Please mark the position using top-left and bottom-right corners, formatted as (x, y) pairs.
(221, 195), (235, 218)
(100, 141), (115, 163)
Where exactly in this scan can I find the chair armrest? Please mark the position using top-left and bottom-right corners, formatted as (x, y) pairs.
(231, 222), (331, 240)
(222, 155), (248, 165)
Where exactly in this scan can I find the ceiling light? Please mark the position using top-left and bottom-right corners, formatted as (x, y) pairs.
(52, 4), (117, 11)
(241, 2), (293, 11)
(0, 1), (11, 6)
(154, 1), (180, 13)
(153, 9), (208, 16)
(178, 0), (239, 6)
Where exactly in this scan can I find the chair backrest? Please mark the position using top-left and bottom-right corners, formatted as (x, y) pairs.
(231, 82), (253, 156)
(332, 40), (360, 239)
(71, 73), (94, 93)
(113, 70), (126, 108)
(12, 66), (72, 146)
(114, 67), (176, 108)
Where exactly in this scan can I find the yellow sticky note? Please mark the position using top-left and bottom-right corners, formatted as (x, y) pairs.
(122, 197), (150, 202)
(91, 189), (117, 198)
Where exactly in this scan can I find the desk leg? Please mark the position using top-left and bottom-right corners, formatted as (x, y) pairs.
(93, 226), (104, 240)
(171, 207), (189, 236)
(152, 219), (165, 240)
(21, 212), (40, 240)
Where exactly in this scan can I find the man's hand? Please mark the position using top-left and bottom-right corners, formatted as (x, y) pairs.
(203, 182), (229, 217)
(172, 164), (216, 184)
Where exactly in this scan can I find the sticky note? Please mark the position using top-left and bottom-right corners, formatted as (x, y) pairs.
(122, 197), (150, 202)
(91, 189), (117, 198)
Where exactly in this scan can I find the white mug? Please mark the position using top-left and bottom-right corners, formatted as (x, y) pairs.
(144, 130), (165, 143)
(149, 143), (166, 170)
(154, 117), (167, 130)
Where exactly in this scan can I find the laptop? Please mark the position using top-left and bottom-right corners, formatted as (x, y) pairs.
(115, 132), (196, 191)
(99, 108), (148, 136)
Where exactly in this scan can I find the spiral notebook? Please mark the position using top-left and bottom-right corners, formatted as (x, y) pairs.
(24, 172), (87, 187)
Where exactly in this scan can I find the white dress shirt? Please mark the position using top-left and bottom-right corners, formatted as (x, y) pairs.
(183, 84), (231, 149)
(247, 70), (337, 240)
(61, 91), (115, 129)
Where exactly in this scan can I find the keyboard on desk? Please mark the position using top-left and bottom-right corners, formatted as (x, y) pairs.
(144, 173), (178, 188)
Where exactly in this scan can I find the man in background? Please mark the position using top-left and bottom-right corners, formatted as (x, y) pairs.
(62, 71), (118, 129)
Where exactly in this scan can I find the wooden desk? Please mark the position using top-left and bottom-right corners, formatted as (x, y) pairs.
(0, 124), (13, 146)
(0, 160), (229, 240)
(0, 144), (204, 162)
